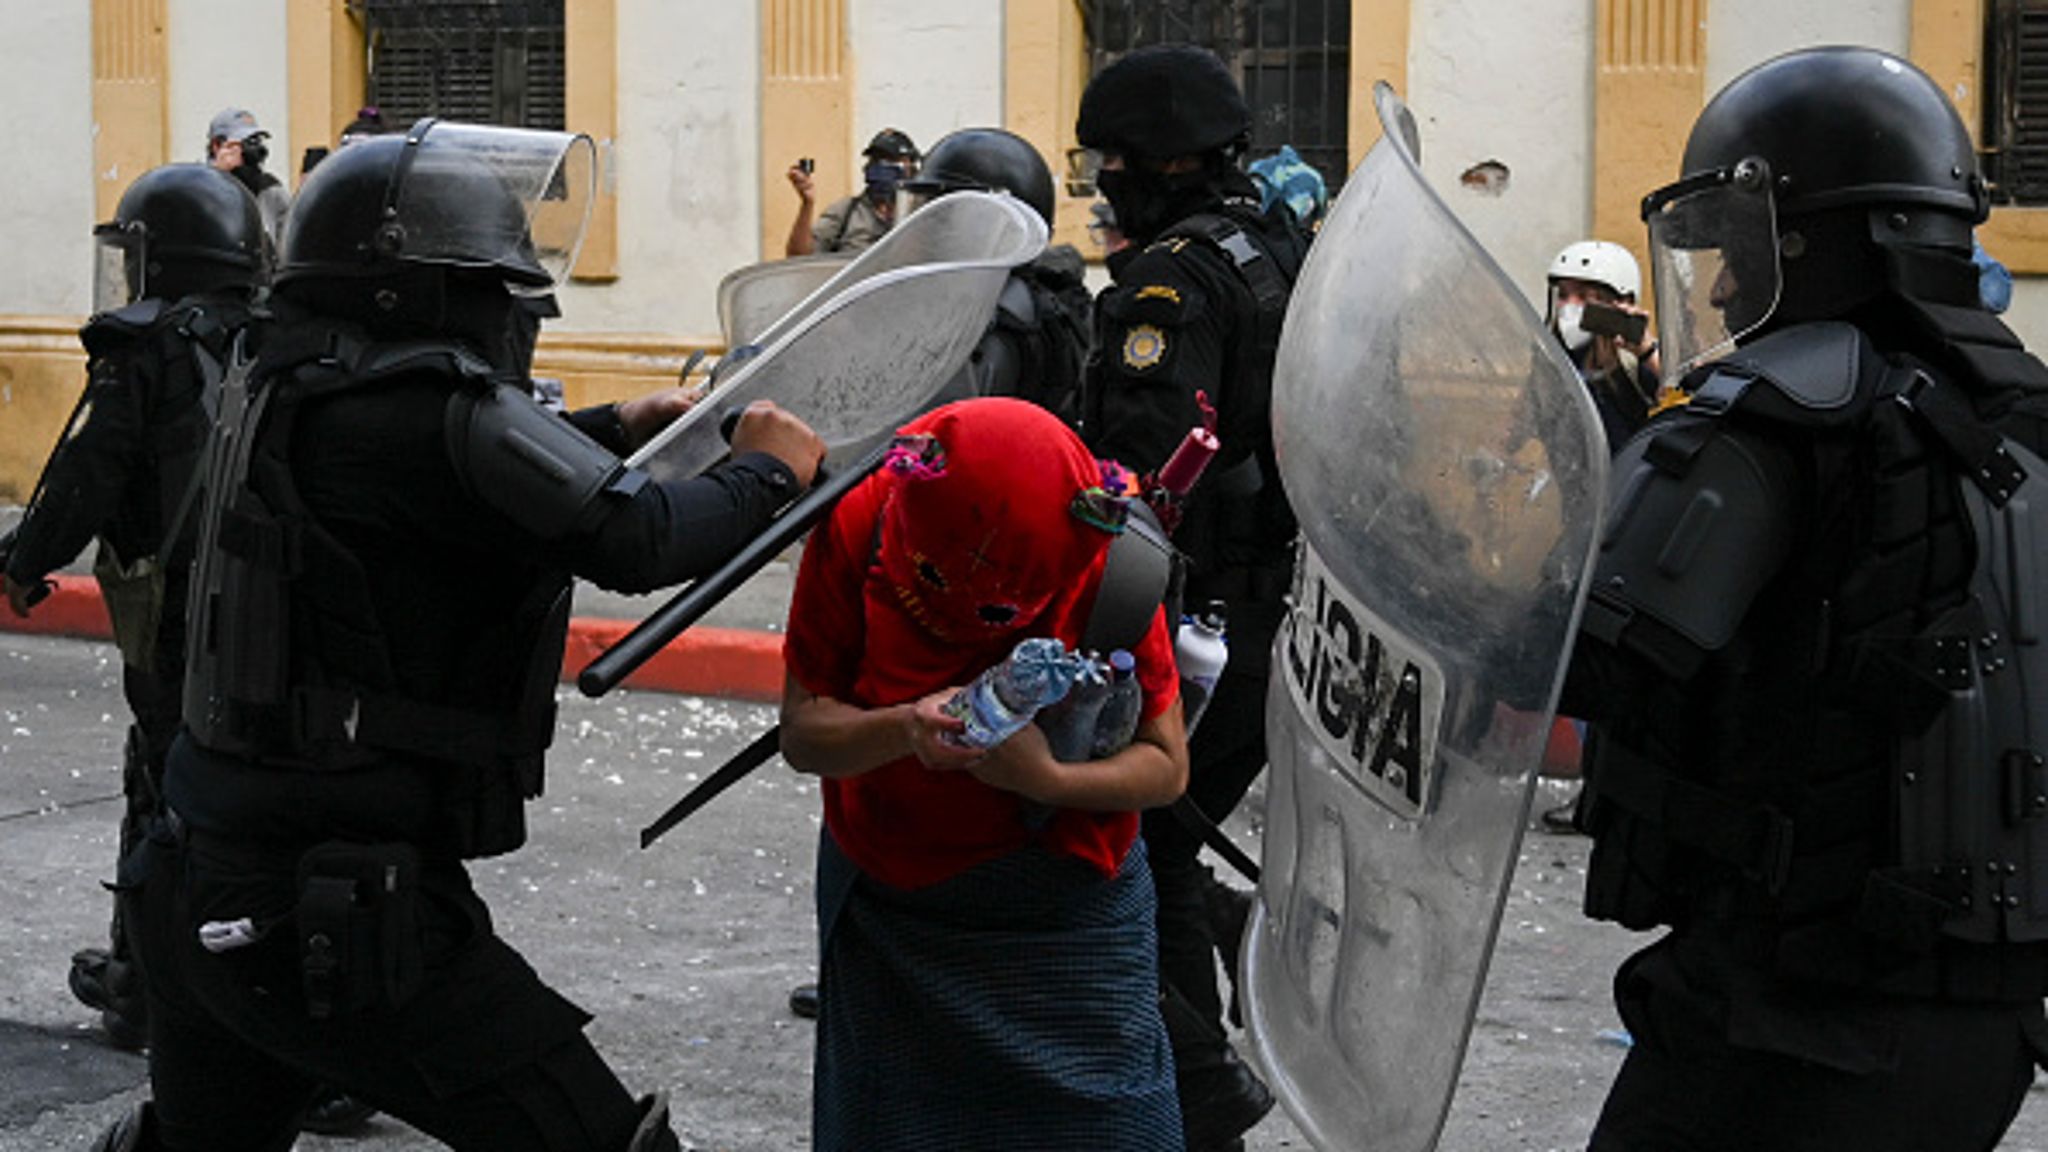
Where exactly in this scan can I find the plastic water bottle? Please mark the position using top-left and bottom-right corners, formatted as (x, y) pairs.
(943, 637), (1081, 749)
(1175, 604), (1229, 736)
(1089, 650), (1143, 759)
(1037, 651), (1111, 761)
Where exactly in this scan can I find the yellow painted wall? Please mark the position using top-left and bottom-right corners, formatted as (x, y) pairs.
(567, 0), (620, 281)
(93, 0), (169, 221)
(284, 0), (364, 194)
(760, 0), (854, 261)
(1910, 0), (2048, 272)
(0, 320), (92, 505)
(1592, 0), (1708, 307)
(1004, 1), (1094, 254)
(1349, 0), (1410, 165)
(0, 323), (722, 503)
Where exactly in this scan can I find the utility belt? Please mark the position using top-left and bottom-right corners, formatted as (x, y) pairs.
(157, 808), (437, 1019)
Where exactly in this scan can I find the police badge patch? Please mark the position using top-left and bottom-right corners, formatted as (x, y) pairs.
(1121, 324), (1166, 372)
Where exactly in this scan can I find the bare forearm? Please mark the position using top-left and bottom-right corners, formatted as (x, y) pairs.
(778, 675), (912, 778)
(785, 203), (817, 257)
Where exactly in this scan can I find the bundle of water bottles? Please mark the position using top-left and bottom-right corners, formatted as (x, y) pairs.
(940, 604), (1232, 760)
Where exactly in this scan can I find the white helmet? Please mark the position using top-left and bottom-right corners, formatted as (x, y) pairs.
(1548, 240), (1640, 300)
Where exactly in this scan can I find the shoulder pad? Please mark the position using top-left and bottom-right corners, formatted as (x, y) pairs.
(79, 299), (167, 354)
(993, 274), (1037, 330)
(357, 339), (498, 386)
(1682, 322), (1884, 429)
(1578, 418), (1801, 676)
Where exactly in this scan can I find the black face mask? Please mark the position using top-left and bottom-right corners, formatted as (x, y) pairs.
(1094, 165), (1216, 247)
(241, 139), (269, 170)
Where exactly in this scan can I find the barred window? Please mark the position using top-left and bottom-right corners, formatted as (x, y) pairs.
(358, 0), (565, 131)
(1082, 0), (1351, 195)
(1983, 0), (2048, 206)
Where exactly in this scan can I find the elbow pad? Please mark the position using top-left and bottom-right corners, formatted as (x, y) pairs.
(446, 382), (647, 540)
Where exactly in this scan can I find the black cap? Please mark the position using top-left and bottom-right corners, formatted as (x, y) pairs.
(1076, 44), (1249, 160)
(863, 128), (920, 162)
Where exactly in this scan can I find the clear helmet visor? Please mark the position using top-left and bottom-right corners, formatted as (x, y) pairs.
(894, 184), (943, 222)
(92, 221), (146, 312)
(1643, 158), (1781, 382)
(390, 121), (597, 291)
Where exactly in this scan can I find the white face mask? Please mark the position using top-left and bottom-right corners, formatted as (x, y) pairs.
(1553, 301), (1592, 352)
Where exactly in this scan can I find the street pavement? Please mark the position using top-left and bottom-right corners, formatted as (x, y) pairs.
(1, 570), (2045, 1148)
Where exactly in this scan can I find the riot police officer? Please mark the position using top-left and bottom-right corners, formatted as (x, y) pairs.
(1564, 47), (2048, 1150)
(1075, 43), (1312, 1152)
(1, 163), (264, 1052)
(898, 127), (1094, 418)
(90, 120), (825, 1152)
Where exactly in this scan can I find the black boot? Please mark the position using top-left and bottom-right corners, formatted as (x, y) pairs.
(88, 1102), (162, 1152)
(70, 947), (148, 1051)
(1160, 983), (1273, 1151)
(297, 1083), (378, 1136)
(788, 982), (820, 1019)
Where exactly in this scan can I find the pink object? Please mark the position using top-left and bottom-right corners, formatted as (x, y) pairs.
(1156, 426), (1220, 496)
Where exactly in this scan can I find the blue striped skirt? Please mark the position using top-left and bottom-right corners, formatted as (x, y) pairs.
(813, 830), (1182, 1151)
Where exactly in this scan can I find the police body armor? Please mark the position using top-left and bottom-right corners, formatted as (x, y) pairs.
(182, 320), (636, 856)
(1579, 306), (2048, 994)
(1149, 206), (1306, 605)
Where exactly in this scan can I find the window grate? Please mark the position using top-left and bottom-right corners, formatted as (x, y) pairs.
(359, 0), (565, 131)
(1083, 0), (1351, 197)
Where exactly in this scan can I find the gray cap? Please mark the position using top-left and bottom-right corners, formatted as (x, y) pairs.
(207, 108), (266, 145)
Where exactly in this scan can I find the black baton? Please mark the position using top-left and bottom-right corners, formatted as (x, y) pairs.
(1171, 793), (1261, 884)
(640, 723), (783, 849)
(576, 439), (894, 698)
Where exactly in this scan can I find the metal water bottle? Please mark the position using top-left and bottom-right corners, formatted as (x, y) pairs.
(1175, 603), (1229, 736)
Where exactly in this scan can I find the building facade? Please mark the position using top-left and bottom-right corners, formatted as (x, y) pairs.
(0, 0), (2036, 499)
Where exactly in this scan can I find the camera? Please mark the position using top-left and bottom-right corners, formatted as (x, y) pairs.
(1581, 300), (1647, 344)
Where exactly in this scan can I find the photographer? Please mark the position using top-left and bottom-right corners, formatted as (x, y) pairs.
(205, 107), (290, 257)
(784, 128), (919, 257)
(1546, 240), (1663, 448)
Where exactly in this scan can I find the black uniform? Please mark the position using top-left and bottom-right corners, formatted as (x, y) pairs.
(1565, 47), (2048, 1152)
(5, 292), (252, 1044)
(127, 305), (796, 1151)
(948, 243), (1093, 415)
(1081, 177), (1308, 1117)
(115, 122), (770, 1152)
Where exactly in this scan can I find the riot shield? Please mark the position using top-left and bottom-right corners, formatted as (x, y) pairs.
(1241, 84), (1608, 1152)
(716, 253), (854, 347)
(628, 192), (1047, 484)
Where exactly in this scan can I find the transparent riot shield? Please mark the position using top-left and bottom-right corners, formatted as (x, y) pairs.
(717, 253), (855, 348)
(1241, 84), (1608, 1152)
(628, 191), (1047, 484)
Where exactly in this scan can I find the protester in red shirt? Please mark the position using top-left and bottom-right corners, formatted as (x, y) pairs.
(780, 397), (1189, 1151)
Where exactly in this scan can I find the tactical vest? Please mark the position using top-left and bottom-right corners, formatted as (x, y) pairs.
(1151, 206), (1307, 605)
(1579, 307), (2048, 998)
(989, 254), (1094, 421)
(182, 321), (568, 857)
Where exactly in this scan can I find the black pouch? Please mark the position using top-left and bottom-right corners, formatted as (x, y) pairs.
(295, 841), (424, 1018)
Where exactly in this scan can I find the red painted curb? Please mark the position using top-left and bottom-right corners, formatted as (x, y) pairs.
(5, 575), (786, 704)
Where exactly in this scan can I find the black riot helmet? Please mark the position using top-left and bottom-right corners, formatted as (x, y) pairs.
(1641, 46), (1991, 378)
(279, 118), (595, 293)
(93, 163), (265, 311)
(897, 128), (1056, 225)
(1076, 44), (1250, 162)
